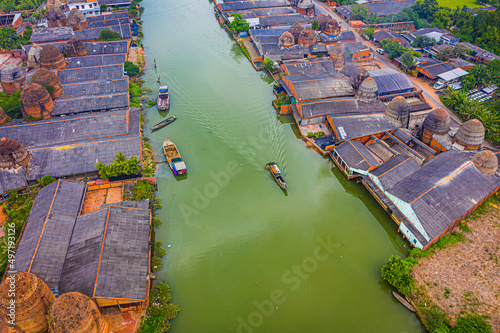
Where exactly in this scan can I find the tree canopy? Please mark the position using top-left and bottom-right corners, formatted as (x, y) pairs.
(99, 28), (122, 41)
(229, 13), (249, 32)
(95, 151), (141, 180)
(381, 39), (406, 59)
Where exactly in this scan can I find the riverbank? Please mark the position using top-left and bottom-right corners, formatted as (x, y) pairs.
(409, 194), (500, 332)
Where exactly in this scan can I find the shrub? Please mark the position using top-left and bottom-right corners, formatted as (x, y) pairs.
(37, 175), (56, 187)
(131, 180), (154, 201)
(100, 3), (107, 12)
(137, 283), (180, 333)
(95, 151), (140, 180)
(311, 19), (319, 30)
(124, 60), (141, 77)
(152, 217), (162, 228)
(381, 255), (415, 295)
(99, 28), (121, 41)
(229, 13), (249, 32)
(0, 92), (22, 119)
(452, 314), (491, 333)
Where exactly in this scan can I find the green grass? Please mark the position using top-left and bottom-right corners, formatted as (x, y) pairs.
(438, 0), (483, 9)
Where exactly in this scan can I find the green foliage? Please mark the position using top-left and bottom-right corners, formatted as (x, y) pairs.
(311, 19), (319, 30)
(37, 175), (56, 187)
(124, 61), (141, 77)
(412, 35), (436, 48)
(154, 240), (166, 258)
(261, 58), (274, 72)
(435, 44), (468, 61)
(381, 255), (415, 295)
(99, 28), (121, 41)
(129, 81), (142, 107)
(152, 217), (162, 228)
(401, 51), (417, 68)
(307, 131), (324, 138)
(229, 13), (249, 32)
(0, 0), (44, 13)
(273, 94), (290, 110)
(432, 231), (465, 250)
(137, 283), (180, 333)
(0, 92), (22, 119)
(381, 39), (406, 59)
(363, 28), (375, 37)
(452, 314), (491, 333)
(427, 306), (451, 333)
(0, 190), (35, 276)
(95, 151), (140, 180)
(147, 99), (157, 107)
(100, 3), (107, 11)
(440, 88), (500, 145)
(131, 180), (154, 201)
(0, 27), (31, 50)
(350, 3), (370, 21)
(241, 45), (250, 58)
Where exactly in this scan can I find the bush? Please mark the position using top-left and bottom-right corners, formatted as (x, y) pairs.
(452, 314), (491, 333)
(427, 306), (451, 333)
(152, 217), (162, 228)
(311, 19), (319, 30)
(0, 92), (22, 119)
(37, 175), (56, 187)
(381, 255), (415, 295)
(137, 283), (180, 333)
(129, 81), (142, 107)
(229, 13), (249, 32)
(131, 180), (154, 201)
(124, 60), (141, 77)
(95, 151), (140, 180)
(99, 28), (121, 41)
(100, 3), (107, 12)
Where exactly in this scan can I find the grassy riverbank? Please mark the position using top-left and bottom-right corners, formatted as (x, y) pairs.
(382, 192), (500, 332)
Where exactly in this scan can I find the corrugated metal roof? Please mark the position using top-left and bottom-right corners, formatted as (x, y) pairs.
(333, 139), (381, 171)
(437, 68), (469, 81)
(331, 114), (397, 141)
(369, 68), (415, 95)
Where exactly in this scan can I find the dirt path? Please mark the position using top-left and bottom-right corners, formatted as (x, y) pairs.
(412, 206), (500, 329)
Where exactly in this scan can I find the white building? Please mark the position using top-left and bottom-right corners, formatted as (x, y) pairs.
(67, 0), (100, 16)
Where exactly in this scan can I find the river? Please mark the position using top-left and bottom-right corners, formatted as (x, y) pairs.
(141, 1), (424, 332)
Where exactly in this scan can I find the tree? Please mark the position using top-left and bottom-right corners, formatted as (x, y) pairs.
(95, 151), (141, 180)
(229, 13), (249, 32)
(124, 61), (140, 77)
(311, 19), (319, 30)
(99, 28), (121, 41)
(412, 35), (435, 48)
(0, 27), (21, 49)
(460, 75), (476, 91)
(100, 3), (107, 12)
(261, 58), (274, 72)
(37, 175), (56, 187)
(363, 28), (374, 38)
(381, 255), (415, 295)
(432, 9), (450, 29)
(381, 39), (406, 59)
(350, 4), (369, 21)
(401, 51), (416, 69)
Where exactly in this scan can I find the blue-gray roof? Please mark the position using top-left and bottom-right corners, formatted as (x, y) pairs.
(0, 167), (27, 195)
(10, 180), (86, 289)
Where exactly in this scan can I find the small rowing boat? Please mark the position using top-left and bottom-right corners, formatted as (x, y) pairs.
(152, 116), (177, 131)
(266, 162), (287, 190)
(392, 291), (416, 312)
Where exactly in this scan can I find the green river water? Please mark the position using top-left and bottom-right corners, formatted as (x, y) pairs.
(141, 1), (425, 332)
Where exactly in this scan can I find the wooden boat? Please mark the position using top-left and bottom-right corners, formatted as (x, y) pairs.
(266, 162), (287, 190)
(158, 85), (170, 111)
(163, 138), (187, 175)
(392, 291), (416, 312)
(152, 115), (177, 131)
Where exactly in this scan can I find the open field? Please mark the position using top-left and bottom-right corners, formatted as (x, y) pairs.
(438, 0), (483, 8)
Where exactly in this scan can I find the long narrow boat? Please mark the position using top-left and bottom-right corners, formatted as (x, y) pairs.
(392, 291), (416, 312)
(152, 115), (177, 131)
(163, 138), (187, 175)
(266, 162), (287, 190)
(158, 85), (170, 111)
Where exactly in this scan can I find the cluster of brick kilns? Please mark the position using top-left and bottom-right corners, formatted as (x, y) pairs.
(0, 273), (109, 333)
